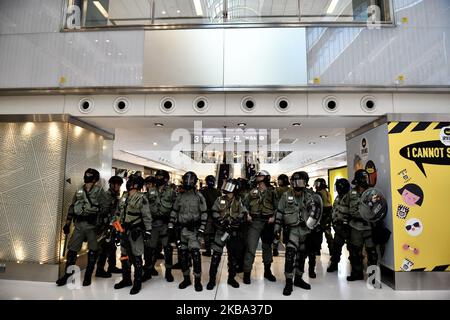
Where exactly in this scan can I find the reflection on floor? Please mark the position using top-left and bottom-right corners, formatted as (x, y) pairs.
(1, 246), (449, 300)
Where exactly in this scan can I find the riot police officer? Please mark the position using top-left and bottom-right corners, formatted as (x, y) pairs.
(56, 168), (109, 287)
(200, 175), (222, 257)
(327, 178), (351, 272)
(243, 170), (278, 284)
(169, 171), (208, 292)
(206, 179), (247, 290)
(306, 178), (333, 278)
(235, 178), (250, 273)
(143, 170), (176, 283)
(113, 174), (152, 295)
(346, 169), (378, 281)
(273, 174), (290, 256)
(275, 171), (322, 295)
(95, 175), (124, 278)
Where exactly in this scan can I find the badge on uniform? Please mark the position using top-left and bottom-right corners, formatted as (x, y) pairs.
(253, 190), (258, 194)
(220, 200), (226, 205)
(150, 191), (156, 195)
(287, 196), (294, 204)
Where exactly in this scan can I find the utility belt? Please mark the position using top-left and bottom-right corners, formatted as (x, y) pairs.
(250, 213), (272, 221)
(285, 219), (307, 229)
(152, 215), (170, 224)
(351, 217), (369, 226)
(122, 221), (145, 232)
(181, 221), (201, 231)
(74, 214), (97, 224)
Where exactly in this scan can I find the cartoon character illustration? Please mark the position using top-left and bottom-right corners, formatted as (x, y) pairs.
(354, 154), (363, 172)
(396, 204), (410, 219)
(398, 184), (424, 207)
(403, 244), (419, 255)
(400, 258), (414, 271)
(365, 160), (377, 187)
(405, 218), (423, 237)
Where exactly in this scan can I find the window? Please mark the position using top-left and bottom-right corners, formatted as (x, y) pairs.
(65, 0), (393, 29)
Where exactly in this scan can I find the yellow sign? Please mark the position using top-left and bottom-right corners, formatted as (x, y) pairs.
(388, 121), (450, 272)
(328, 166), (348, 204)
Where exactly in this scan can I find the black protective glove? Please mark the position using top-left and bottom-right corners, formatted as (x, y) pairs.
(168, 227), (176, 243)
(63, 222), (71, 235)
(130, 228), (141, 241)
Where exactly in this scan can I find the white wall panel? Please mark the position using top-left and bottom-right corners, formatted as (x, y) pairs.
(0, 96), (65, 114)
(0, 31), (144, 88)
(307, 0), (450, 86)
(0, 0), (63, 35)
(143, 29), (224, 87)
(224, 28), (308, 86)
(393, 93), (450, 113)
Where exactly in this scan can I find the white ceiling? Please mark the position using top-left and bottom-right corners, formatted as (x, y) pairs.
(83, 115), (373, 178)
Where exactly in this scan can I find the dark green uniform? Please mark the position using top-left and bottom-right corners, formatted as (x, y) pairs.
(207, 195), (246, 287)
(243, 187), (278, 273)
(329, 193), (351, 265)
(236, 189), (250, 272)
(276, 189), (315, 280)
(145, 185), (176, 273)
(200, 187), (222, 254)
(96, 188), (121, 274)
(347, 187), (378, 277)
(169, 190), (208, 278)
(117, 191), (152, 287)
(67, 185), (109, 252)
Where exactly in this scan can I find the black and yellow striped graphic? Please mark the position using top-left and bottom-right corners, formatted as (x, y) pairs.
(389, 122), (450, 134)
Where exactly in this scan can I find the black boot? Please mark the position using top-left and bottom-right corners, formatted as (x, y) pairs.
(114, 257), (133, 289)
(179, 275), (192, 289)
(142, 248), (154, 282)
(243, 272), (251, 284)
(56, 250), (77, 286)
(164, 245), (174, 282)
(227, 255), (239, 288)
(165, 268), (174, 282)
(130, 256), (143, 295)
(95, 252), (111, 278)
(347, 273), (364, 281)
(194, 276), (203, 292)
(308, 255), (316, 278)
(327, 261), (338, 273)
(294, 275), (311, 290)
(264, 264), (276, 282)
(107, 243), (121, 274)
(107, 266), (122, 274)
(283, 278), (293, 296)
(227, 276), (239, 288)
(207, 251), (221, 290)
(83, 250), (97, 286)
(172, 248), (183, 269)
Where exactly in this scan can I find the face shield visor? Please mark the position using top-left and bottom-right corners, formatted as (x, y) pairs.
(222, 181), (236, 194)
(291, 179), (307, 189)
(183, 173), (197, 190)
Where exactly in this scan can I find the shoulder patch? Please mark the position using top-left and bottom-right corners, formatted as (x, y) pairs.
(220, 199), (226, 205)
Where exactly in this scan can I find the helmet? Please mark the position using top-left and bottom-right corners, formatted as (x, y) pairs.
(255, 170), (271, 186)
(352, 169), (370, 189)
(84, 168), (100, 183)
(314, 178), (327, 190)
(277, 174), (289, 187)
(108, 175), (123, 186)
(155, 170), (170, 187)
(221, 178), (239, 194)
(305, 193), (323, 230)
(335, 178), (350, 197)
(144, 176), (156, 185)
(290, 171), (309, 191)
(359, 188), (388, 223)
(126, 174), (144, 191)
(182, 171), (198, 190)
(205, 175), (216, 188)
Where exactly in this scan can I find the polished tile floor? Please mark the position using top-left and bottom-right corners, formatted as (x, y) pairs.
(1, 245), (449, 300)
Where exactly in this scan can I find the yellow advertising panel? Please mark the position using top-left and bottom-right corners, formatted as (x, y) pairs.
(328, 166), (348, 204)
(388, 121), (450, 272)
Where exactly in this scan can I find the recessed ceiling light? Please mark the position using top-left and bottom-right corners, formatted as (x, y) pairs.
(154, 123), (164, 127)
(238, 123), (246, 127)
(177, 10), (181, 14)
(107, 52), (111, 56)
(153, 142), (158, 146)
(320, 135), (328, 139)
(309, 141), (316, 145)
(105, 39), (110, 43)
(162, 10), (166, 14)
(292, 123), (302, 127)
(118, 52), (123, 56)
(94, 39), (99, 43)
